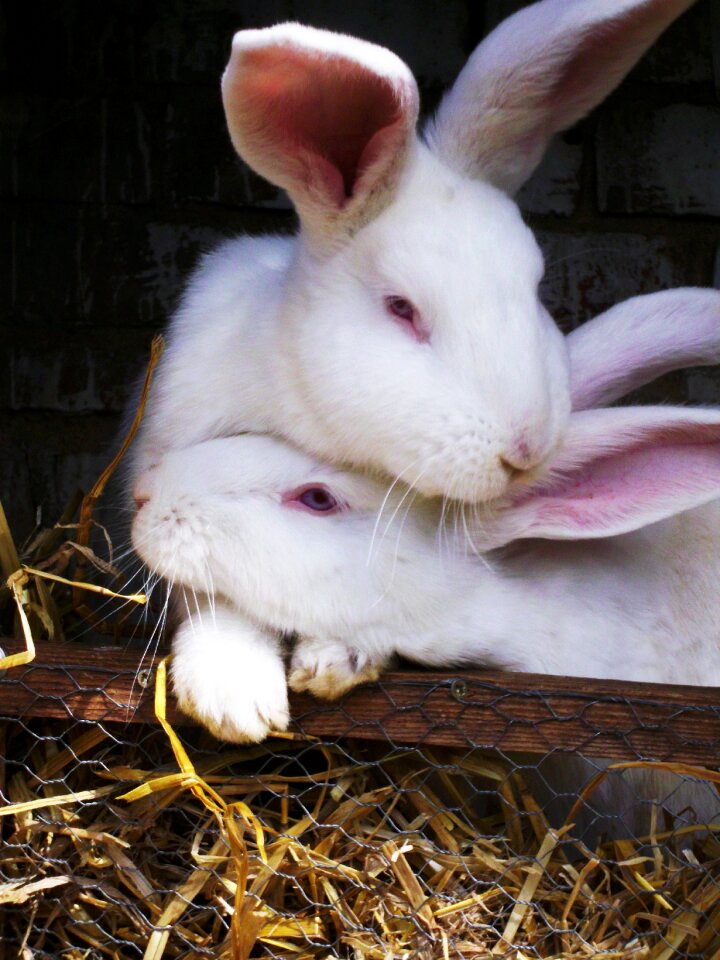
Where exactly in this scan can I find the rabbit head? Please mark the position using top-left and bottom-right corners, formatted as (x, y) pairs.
(131, 435), (443, 641)
(132, 401), (720, 648)
(219, 0), (694, 503)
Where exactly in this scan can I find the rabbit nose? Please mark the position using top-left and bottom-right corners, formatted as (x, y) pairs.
(133, 469), (157, 512)
(132, 480), (151, 512)
(500, 434), (547, 476)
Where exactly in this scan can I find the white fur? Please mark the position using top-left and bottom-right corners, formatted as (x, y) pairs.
(171, 600), (288, 743)
(228, 22), (412, 96)
(428, 0), (696, 192)
(134, 147), (567, 504)
(132, 428), (720, 707)
(133, 1), (692, 505)
(132, 427), (720, 833)
(568, 288), (720, 410)
(222, 23), (420, 250)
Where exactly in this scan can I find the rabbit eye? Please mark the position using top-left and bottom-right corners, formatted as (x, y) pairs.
(283, 484), (341, 515)
(383, 295), (429, 343)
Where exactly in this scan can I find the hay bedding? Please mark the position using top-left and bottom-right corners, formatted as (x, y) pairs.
(2, 713), (720, 960)
(1, 340), (720, 959)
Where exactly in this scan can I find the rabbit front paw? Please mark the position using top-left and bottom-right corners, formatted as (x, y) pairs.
(288, 637), (391, 700)
(171, 613), (289, 742)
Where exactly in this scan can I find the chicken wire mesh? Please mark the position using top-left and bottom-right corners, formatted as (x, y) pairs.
(1, 345), (719, 959)
(1, 651), (720, 960)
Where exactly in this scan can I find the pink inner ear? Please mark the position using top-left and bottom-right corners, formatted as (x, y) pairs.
(525, 442), (720, 535)
(472, 409), (720, 549)
(237, 47), (404, 205)
(531, 2), (696, 150)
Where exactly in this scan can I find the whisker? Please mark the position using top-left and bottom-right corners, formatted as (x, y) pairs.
(126, 576), (172, 721)
(437, 493), (451, 568)
(366, 454), (424, 568)
(390, 486), (421, 585)
(460, 502), (493, 571)
(369, 464), (428, 608)
(377, 461), (426, 552)
(201, 559), (217, 630)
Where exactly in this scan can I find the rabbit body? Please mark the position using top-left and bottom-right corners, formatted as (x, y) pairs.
(132, 433), (720, 719)
(132, 428), (720, 836)
(128, 0), (709, 835)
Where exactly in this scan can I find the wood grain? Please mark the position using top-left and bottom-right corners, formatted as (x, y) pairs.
(1, 640), (719, 762)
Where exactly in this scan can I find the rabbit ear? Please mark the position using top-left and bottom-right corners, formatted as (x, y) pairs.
(222, 23), (419, 253)
(427, 0), (694, 193)
(474, 407), (720, 549)
(568, 289), (720, 411)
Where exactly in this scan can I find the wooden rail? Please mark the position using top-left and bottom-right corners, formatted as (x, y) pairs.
(1, 640), (719, 763)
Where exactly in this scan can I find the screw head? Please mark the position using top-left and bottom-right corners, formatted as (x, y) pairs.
(451, 679), (468, 701)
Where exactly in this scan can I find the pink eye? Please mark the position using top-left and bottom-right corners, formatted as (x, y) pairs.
(283, 484), (341, 515)
(383, 295), (429, 343)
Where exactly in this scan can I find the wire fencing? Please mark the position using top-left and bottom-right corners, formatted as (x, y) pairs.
(2, 646), (719, 959)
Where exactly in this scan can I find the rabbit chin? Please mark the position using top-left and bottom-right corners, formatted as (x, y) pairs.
(131, 511), (212, 593)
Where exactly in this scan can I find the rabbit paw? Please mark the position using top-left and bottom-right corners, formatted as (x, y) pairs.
(171, 614), (289, 743)
(288, 637), (390, 700)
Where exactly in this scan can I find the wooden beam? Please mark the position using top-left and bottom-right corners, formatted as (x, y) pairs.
(1, 640), (719, 763)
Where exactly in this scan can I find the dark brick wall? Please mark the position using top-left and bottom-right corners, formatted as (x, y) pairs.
(2, 0), (719, 534)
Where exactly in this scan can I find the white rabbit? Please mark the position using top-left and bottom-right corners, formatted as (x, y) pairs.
(567, 288), (720, 411)
(132, 0), (695, 505)
(131, 403), (720, 742)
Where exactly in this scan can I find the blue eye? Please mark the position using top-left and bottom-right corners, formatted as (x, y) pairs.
(385, 295), (415, 321)
(383, 295), (429, 343)
(283, 484), (342, 515)
(298, 487), (337, 512)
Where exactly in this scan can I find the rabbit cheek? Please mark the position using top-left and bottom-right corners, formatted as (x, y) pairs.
(131, 500), (209, 588)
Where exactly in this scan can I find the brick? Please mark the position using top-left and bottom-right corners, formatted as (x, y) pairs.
(3, 0), (260, 90)
(0, 4), (469, 212)
(714, 4), (720, 99)
(0, 412), (122, 537)
(0, 86), (291, 209)
(0, 96), (163, 206)
(293, 0), (470, 92)
(630, 1), (713, 85)
(621, 371), (690, 407)
(3, 210), (230, 328)
(687, 368), (720, 405)
(54, 450), (118, 513)
(2, 0), (417, 93)
(1, 212), (82, 323)
(133, 0), (468, 90)
(536, 231), (712, 330)
(2, 327), (153, 413)
(597, 103), (720, 216)
(517, 135), (583, 217)
(482, 2), (527, 33)
(135, 1), (292, 85)
(0, 450), (33, 542)
(2, 2), (137, 91)
(161, 88), (287, 208)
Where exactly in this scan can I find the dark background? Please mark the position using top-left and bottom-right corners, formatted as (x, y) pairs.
(1, 0), (719, 535)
